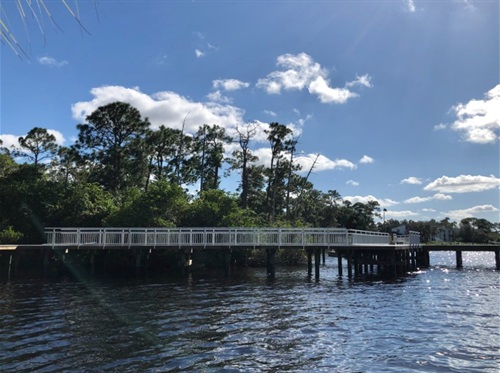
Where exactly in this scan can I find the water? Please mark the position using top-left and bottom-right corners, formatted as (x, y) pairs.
(0, 252), (498, 372)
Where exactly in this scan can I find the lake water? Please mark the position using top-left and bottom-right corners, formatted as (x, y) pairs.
(0, 251), (498, 372)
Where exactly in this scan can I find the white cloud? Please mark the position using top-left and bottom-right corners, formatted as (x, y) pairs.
(344, 195), (399, 208)
(257, 53), (326, 93)
(433, 123), (447, 131)
(38, 56), (68, 67)
(0, 134), (21, 149)
(401, 177), (422, 185)
(264, 110), (277, 117)
(213, 79), (250, 91)
(207, 42), (218, 50)
(256, 53), (370, 104)
(195, 49), (205, 58)
(450, 84), (500, 144)
(295, 154), (356, 172)
(345, 74), (373, 88)
(385, 210), (419, 218)
(359, 155), (374, 164)
(424, 175), (500, 193)
(308, 76), (358, 104)
(47, 130), (66, 145)
(404, 193), (452, 204)
(72, 86), (245, 135)
(404, 196), (431, 204)
(406, 0), (416, 13)
(445, 205), (499, 221)
(0, 129), (65, 148)
(433, 193), (453, 201)
(206, 90), (232, 104)
(346, 180), (359, 186)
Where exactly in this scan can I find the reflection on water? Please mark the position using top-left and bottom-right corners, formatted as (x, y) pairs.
(0, 252), (498, 372)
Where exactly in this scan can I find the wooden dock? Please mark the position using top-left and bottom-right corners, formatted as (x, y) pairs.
(1, 228), (498, 279)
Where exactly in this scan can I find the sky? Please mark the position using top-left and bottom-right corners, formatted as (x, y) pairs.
(1, 0), (499, 224)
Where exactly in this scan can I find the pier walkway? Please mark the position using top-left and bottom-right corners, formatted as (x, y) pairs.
(44, 227), (420, 249)
(1, 228), (498, 279)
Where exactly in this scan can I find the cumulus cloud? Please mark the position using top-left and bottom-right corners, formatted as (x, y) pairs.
(308, 77), (359, 104)
(72, 86), (245, 135)
(423, 175), (500, 193)
(445, 204), (499, 221)
(401, 177), (422, 185)
(47, 130), (66, 145)
(359, 155), (374, 164)
(404, 193), (452, 204)
(206, 90), (232, 104)
(0, 130), (65, 148)
(0, 129), (66, 156)
(385, 210), (419, 218)
(346, 180), (359, 186)
(256, 53), (371, 104)
(213, 79), (250, 91)
(450, 84), (500, 144)
(38, 56), (68, 67)
(343, 195), (399, 208)
(0, 134), (21, 149)
(195, 49), (205, 58)
(295, 154), (356, 172)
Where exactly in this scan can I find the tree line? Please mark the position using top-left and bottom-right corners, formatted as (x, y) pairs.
(0, 101), (498, 244)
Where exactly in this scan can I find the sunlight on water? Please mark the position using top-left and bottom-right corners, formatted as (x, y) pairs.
(0, 253), (498, 372)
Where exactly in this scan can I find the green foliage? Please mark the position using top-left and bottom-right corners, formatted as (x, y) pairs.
(57, 183), (116, 226)
(0, 226), (23, 244)
(181, 189), (241, 227)
(74, 102), (150, 193)
(105, 181), (188, 227)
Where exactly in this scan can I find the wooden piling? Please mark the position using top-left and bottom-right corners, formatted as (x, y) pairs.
(307, 248), (313, 277)
(266, 247), (276, 278)
(456, 250), (463, 269)
(314, 247), (321, 280)
(495, 250), (500, 270)
(225, 248), (232, 278)
(337, 254), (343, 277)
(347, 251), (353, 278)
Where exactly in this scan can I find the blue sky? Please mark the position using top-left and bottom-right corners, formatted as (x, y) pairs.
(1, 0), (499, 224)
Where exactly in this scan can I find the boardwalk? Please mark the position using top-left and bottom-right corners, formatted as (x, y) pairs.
(2, 227), (498, 279)
(44, 227), (420, 249)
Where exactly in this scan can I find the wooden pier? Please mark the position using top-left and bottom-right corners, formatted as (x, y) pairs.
(0, 227), (498, 279)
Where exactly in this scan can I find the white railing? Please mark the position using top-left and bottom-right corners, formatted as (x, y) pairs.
(44, 227), (419, 249)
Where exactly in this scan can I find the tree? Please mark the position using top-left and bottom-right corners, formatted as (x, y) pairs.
(105, 181), (188, 227)
(0, 140), (17, 178)
(264, 122), (293, 222)
(180, 189), (258, 227)
(193, 124), (232, 192)
(74, 102), (150, 194)
(145, 125), (196, 189)
(13, 127), (58, 171)
(228, 122), (259, 208)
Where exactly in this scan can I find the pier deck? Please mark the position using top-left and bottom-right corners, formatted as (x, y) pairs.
(1, 228), (498, 278)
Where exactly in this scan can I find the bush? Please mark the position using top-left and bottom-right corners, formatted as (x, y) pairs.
(0, 226), (23, 244)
